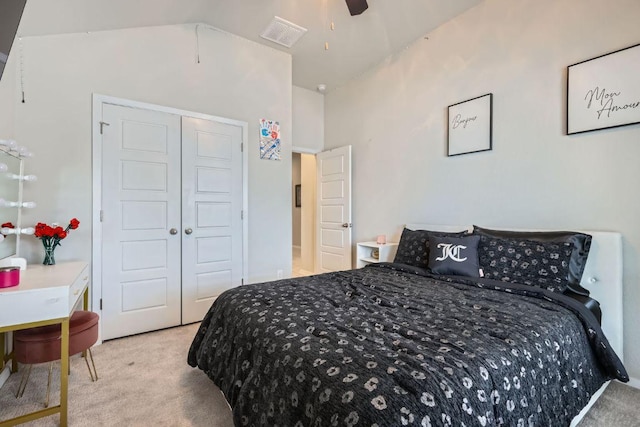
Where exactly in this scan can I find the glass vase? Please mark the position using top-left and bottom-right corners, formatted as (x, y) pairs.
(43, 244), (56, 265)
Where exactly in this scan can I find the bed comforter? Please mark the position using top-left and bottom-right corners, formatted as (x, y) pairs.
(188, 263), (628, 427)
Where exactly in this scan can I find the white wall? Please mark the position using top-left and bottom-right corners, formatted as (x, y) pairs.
(292, 152), (301, 247)
(292, 85), (324, 153)
(292, 85), (323, 272)
(9, 24), (292, 283)
(325, 0), (640, 378)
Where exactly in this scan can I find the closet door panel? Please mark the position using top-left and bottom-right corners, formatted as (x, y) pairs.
(101, 104), (182, 340)
(181, 117), (244, 324)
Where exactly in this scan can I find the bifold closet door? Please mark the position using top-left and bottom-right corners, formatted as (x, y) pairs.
(181, 117), (244, 324)
(101, 104), (182, 340)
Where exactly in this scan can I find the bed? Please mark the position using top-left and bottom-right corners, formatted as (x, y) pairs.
(188, 225), (628, 426)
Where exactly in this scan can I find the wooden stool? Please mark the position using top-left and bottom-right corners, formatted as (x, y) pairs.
(13, 310), (99, 407)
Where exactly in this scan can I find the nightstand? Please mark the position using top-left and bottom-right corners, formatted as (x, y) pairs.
(356, 242), (398, 268)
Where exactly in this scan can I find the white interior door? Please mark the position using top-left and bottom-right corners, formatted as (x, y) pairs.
(316, 145), (352, 272)
(181, 117), (244, 323)
(101, 104), (182, 340)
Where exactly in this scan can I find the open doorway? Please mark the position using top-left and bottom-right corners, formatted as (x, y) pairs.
(292, 152), (317, 277)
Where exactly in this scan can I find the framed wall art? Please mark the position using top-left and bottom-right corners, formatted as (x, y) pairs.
(567, 43), (640, 135)
(447, 93), (493, 157)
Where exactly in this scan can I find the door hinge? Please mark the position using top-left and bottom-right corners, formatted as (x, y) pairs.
(99, 298), (103, 310)
(241, 278), (244, 286)
(100, 210), (104, 222)
(241, 210), (244, 220)
(99, 121), (110, 135)
(241, 143), (243, 152)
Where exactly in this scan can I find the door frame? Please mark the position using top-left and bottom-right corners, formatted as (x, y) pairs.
(291, 146), (321, 276)
(91, 94), (249, 343)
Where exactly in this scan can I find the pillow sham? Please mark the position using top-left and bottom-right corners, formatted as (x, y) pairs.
(393, 227), (467, 268)
(473, 225), (592, 295)
(477, 234), (574, 292)
(428, 234), (481, 277)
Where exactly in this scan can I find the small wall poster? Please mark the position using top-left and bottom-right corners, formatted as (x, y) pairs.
(259, 119), (281, 160)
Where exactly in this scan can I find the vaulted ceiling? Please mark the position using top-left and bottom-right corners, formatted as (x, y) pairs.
(17, 0), (482, 92)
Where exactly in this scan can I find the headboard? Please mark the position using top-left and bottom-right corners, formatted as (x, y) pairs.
(406, 224), (624, 361)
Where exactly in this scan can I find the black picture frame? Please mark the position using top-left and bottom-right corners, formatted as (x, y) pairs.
(567, 42), (640, 135)
(447, 93), (493, 157)
(295, 184), (301, 208)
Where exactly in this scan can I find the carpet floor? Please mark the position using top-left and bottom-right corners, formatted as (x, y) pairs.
(0, 323), (233, 426)
(0, 323), (637, 426)
(577, 381), (640, 427)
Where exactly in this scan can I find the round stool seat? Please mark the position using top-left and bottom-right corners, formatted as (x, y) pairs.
(14, 311), (99, 365)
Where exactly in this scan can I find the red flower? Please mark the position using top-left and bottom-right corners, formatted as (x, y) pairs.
(35, 222), (54, 238)
(33, 218), (79, 251)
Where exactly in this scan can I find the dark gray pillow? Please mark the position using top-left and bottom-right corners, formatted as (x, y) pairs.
(476, 234), (573, 292)
(473, 226), (592, 295)
(393, 228), (467, 268)
(428, 234), (481, 277)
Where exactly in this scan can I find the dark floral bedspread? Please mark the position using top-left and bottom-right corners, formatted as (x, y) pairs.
(188, 263), (627, 427)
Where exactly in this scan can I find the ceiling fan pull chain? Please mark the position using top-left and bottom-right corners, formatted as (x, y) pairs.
(195, 24), (201, 64)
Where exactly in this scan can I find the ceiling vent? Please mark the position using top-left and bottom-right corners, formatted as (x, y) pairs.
(260, 16), (308, 48)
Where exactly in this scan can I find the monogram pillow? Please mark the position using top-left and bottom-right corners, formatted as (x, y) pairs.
(427, 234), (481, 277)
(477, 235), (573, 292)
(393, 228), (468, 268)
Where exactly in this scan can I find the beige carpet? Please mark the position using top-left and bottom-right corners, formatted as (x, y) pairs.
(0, 323), (233, 426)
(1, 324), (638, 426)
(577, 381), (640, 427)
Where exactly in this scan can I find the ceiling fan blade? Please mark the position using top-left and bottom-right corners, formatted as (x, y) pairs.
(345, 0), (368, 16)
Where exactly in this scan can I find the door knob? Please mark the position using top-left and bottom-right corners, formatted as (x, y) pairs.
(169, 228), (178, 235)
(185, 228), (193, 235)
(342, 223), (352, 228)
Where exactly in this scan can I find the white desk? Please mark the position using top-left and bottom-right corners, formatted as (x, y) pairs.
(0, 261), (89, 427)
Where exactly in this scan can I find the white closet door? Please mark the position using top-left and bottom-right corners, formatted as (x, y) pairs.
(101, 104), (182, 340)
(181, 117), (244, 324)
(316, 146), (353, 272)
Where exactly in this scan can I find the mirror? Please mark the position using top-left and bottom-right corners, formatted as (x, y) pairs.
(0, 149), (21, 259)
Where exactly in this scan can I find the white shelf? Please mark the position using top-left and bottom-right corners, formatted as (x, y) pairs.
(356, 241), (398, 268)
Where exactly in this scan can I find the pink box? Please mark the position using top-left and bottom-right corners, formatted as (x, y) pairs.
(0, 266), (20, 288)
